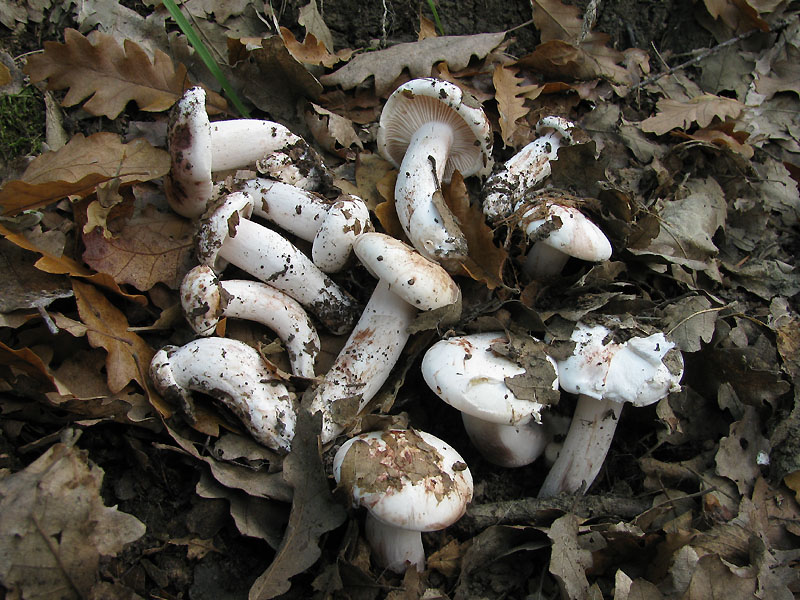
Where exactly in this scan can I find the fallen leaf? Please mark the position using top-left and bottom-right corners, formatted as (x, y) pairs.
(0, 340), (59, 391)
(280, 27), (344, 68)
(297, 0), (334, 52)
(716, 406), (771, 495)
(82, 204), (195, 291)
(700, 0), (770, 33)
(640, 94), (744, 136)
(0, 133), (170, 216)
(321, 32), (506, 96)
(683, 553), (757, 599)
(547, 514), (592, 600)
(663, 296), (719, 353)
(305, 103), (363, 158)
(25, 28), (226, 118)
(248, 406), (346, 599)
(0, 441), (145, 599)
(72, 280), (158, 404)
(0, 237), (73, 313)
(493, 64), (543, 147)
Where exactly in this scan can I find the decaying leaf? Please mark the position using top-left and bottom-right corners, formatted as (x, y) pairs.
(24, 28), (226, 118)
(82, 204), (195, 291)
(0, 133), (170, 216)
(297, 0), (334, 53)
(280, 27), (344, 69)
(72, 280), (157, 403)
(321, 32), (506, 96)
(305, 102), (363, 157)
(663, 296), (719, 353)
(0, 237), (73, 313)
(493, 64), (543, 147)
(547, 514), (593, 600)
(640, 94), (745, 136)
(716, 406), (771, 496)
(0, 441), (145, 599)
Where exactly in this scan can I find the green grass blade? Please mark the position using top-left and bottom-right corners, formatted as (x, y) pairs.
(161, 0), (251, 118)
(426, 0), (445, 36)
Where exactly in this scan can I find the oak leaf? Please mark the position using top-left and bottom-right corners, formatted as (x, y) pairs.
(320, 32), (505, 96)
(24, 28), (226, 118)
(493, 64), (543, 147)
(0, 442), (145, 599)
(640, 94), (744, 136)
(72, 280), (163, 413)
(0, 132), (170, 216)
(281, 27), (342, 68)
(82, 204), (196, 291)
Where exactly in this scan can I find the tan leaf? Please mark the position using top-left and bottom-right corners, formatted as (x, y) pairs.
(0, 340), (58, 391)
(532, 0), (583, 42)
(305, 103), (363, 158)
(72, 280), (159, 409)
(547, 514), (593, 600)
(0, 443), (145, 599)
(754, 46), (800, 100)
(82, 204), (195, 291)
(640, 94), (744, 136)
(493, 65), (543, 147)
(280, 27), (344, 68)
(24, 28), (226, 119)
(297, 0), (334, 52)
(418, 14), (438, 40)
(0, 62), (10, 86)
(444, 172), (508, 290)
(0, 133), (170, 216)
(700, 0), (769, 32)
(320, 32), (505, 96)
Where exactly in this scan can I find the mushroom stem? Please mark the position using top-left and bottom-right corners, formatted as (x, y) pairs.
(395, 121), (467, 263)
(461, 413), (549, 468)
(213, 216), (360, 334)
(208, 120), (305, 171)
(537, 395), (623, 498)
(522, 242), (570, 279)
(365, 512), (425, 573)
(310, 280), (416, 442)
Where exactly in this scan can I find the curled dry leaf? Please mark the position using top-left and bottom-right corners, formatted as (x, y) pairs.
(640, 94), (745, 136)
(0, 133), (170, 216)
(24, 28), (227, 119)
(82, 204), (195, 291)
(0, 442), (145, 599)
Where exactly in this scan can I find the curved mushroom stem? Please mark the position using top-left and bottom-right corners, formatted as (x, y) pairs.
(522, 243), (570, 279)
(395, 121), (468, 264)
(365, 512), (425, 573)
(215, 218), (360, 334)
(461, 413), (549, 468)
(310, 280), (416, 443)
(537, 395), (623, 498)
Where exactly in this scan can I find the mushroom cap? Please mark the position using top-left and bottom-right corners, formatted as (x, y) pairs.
(524, 203), (612, 262)
(352, 232), (460, 311)
(421, 332), (559, 426)
(333, 429), (473, 532)
(180, 265), (226, 335)
(196, 191), (254, 272)
(312, 195), (372, 273)
(377, 78), (493, 181)
(558, 322), (684, 406)
(166, 86), (214, 218)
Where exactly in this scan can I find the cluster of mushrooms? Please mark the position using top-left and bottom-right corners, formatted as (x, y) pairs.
(149, 79), (685, 574)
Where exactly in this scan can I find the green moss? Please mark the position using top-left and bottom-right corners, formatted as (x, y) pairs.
(0, 87), (45, 161)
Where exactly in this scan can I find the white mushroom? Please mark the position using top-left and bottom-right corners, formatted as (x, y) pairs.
(180, 265), (320, 378)
(538, 321), (684, 497)
(236, 178), (372, 273)
(166, 86), (329, 218)
(377, 78), (493, 266)
(196, 191), (361, 335)
(421, 332), (560, 467)
(333, 429), (473, 573)
(521, 198), (612, 279)
(482, 116), (578, 222)
(150, 337), (296, 452)
(310, 232), (460, 443)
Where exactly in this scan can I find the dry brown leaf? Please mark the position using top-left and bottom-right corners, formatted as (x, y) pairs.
(82, 204), (195, 291)
(0, 442), (145, 599)
(24, 28), (226, 119)
(305, 102), (363, 158)
(320, 32), (506, 96)
(445, 172), (508, 290)
(754, 45), (800, 100)
(280, 27), (346, 68)
(640, 94), (744, 136)
(674, 123), (755, 159)
(297, 0), (334, 52)
(0, 62), (10, 86)
(493, 65), (543, 147)
(72, 280), (162, 412)
(700, 0), (770, 33)
(547, 514), (593, 600)
(0, 133), (170, 216)
(0, 340), (59, 391)
(0, 223), (147, 305)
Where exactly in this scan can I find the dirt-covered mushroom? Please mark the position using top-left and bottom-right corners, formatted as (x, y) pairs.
(482, 116), (578, 222)
(196, 191), (361, 335)
(309, 232), (461, 443)
(333, 428), (473, 573)
(538, 320), (684, 497)
(166, 86), (329, 218)
(180, 265), (320, 378)
(377, 78), (493, 266)
(421, 331), (560, 467)
(150, 337), (295, 452)
(236, 178), (372, 273)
